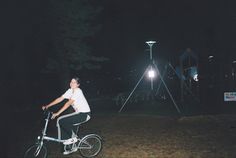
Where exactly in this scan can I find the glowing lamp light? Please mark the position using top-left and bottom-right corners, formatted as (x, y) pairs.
(189, 66), (198, 82)
(148, 69), (155, 78)
(208, 55), (214, 59)
(193, 74), (198, 81)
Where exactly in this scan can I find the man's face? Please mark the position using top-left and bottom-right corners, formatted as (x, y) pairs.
(70, 79), (79, 89)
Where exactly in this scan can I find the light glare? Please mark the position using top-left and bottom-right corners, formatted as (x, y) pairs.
(193, 74), (198, 81)
(148, 69), (155, 78)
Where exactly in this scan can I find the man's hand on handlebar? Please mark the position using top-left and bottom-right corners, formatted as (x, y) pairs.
(42, 105), (48, 110)
(42, 105), (60, 119)
(51, 112), (59, 120)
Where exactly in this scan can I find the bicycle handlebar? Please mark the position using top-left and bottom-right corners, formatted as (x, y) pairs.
(43, 109), (53, 120)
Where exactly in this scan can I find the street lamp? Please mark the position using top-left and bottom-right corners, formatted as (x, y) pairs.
(118, 40), (181, 114)
(146, 41), (156, 90)
(146, 41), (156, 61)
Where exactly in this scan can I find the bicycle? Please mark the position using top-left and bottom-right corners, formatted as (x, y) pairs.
(24, 110), (102, 158)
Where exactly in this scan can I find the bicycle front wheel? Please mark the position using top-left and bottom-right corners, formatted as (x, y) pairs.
(78, 135), (102, 158)
(24, 144), (47, 158)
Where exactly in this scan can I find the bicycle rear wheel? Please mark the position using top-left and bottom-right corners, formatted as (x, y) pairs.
(78, 135), (102, 158)
(24, 144), (47, 158)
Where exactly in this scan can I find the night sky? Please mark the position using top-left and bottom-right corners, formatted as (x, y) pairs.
(1, 0), (236, 105)
(91, 0), (236, 95)
(88, 0), (236, 95)
(95, 0), (236, 66)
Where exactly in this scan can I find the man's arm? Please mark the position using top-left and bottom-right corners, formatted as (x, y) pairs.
(42, 96), (64, 110)
(51, 99), (74, 119)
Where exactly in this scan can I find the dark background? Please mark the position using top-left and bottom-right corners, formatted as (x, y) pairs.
(1, 1), (236, 157)
(1, 0), (236, 114)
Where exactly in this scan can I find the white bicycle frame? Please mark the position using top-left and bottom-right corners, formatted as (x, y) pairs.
(37, 110), (100, 150)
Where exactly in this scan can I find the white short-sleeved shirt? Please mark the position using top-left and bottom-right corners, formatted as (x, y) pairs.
(62, 88), (90, 113)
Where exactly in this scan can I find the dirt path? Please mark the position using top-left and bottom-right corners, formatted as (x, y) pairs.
(7, 113), (236, 158)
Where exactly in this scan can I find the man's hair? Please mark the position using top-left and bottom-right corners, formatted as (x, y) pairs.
(72, 76), (81, 84)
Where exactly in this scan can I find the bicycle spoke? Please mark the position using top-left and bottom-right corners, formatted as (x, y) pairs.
(24, 144), (47, 158)
(79, 135), (102, 158)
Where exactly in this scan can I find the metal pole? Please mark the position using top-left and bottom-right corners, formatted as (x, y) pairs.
(154, 63), (181, 114)
(150, 66), (154, 90)
(118, 67), (149, 113)
(149, 45), (153, 90)
(150, 45), (153, 60)
(155, 64), (168, 96)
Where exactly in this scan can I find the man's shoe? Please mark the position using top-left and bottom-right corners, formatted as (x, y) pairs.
(63, 147), (78, 155)
(63, 137), (78, 145)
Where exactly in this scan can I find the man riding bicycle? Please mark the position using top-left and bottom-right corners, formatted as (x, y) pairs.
(42, 77), (91, 154)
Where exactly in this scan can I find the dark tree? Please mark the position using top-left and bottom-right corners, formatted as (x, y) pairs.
(45, 0), (108, 87)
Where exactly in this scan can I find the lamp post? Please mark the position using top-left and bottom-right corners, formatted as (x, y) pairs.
(118, 40), (181, 114)
(146, 41), (156, 90)
(146, 41), (156, 61)
(232, 60), (236, 81)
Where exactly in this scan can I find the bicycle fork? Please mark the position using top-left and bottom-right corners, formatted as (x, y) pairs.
(34, 115), (50, 156)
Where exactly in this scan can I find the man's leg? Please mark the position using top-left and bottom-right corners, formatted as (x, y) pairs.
(57, 112), (79, 140)
(59, 118), (74, 140)
(57, 112), (90, 140)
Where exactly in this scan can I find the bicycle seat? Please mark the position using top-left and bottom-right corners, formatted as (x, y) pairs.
(73, 115), (91, 126)
(72, 115), (91, 135)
